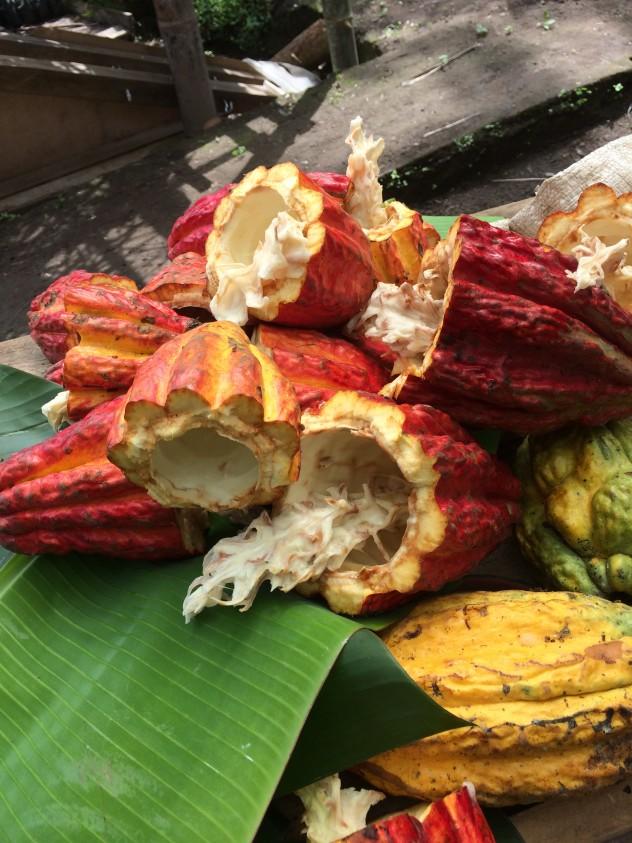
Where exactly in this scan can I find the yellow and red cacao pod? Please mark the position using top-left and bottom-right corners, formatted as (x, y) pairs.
(205, 163), (375, 328)
(0, 396), (205, 559)
(50, 283), (197, 422)
(167, 173), (350, 262)
(367, 201), (440, 285)
(141, 252), (210, 313)
(537, 182), (632, 310)
(339, 787), (495, 842)
(28, 270), (138, 362)
(358, 215), (632, 433)
(252, 324), (387, 409)
(293, 391), (520, 615)
(358, 590), (632, 805)
(107, 322), (301, 512)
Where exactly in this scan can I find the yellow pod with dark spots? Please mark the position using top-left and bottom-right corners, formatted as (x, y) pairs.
(357, 590), (632, 805)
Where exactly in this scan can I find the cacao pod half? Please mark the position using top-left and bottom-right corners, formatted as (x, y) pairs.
(0, 396), (205, 559)
(357, 590), (632, 805)
(108, 322), (301, 512)
(205, 162), (374, 328)
(538, 183), (632, 310)
(183, 390), (519, 619)
(354, 215), (632, 433)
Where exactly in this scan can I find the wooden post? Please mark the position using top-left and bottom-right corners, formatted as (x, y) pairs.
(152, 0), (217, 135)
(322, 0), (359, 73)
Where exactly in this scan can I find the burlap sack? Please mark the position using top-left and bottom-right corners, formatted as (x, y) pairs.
(509, 134), (632, 237)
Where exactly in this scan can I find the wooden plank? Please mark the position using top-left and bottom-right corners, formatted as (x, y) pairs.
(512, 778), (632, 843)
(0, 120), (183, 201)
(24, 25), (266, 80)
(0, 31), (265, 84)
(0, 55), (270, 107)
(0, 54), (177, 106)
(475, 197), (532, 217)
(0, 336), (49, 378)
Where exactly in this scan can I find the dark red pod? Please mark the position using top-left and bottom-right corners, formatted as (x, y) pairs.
(353, 216), (632, 433)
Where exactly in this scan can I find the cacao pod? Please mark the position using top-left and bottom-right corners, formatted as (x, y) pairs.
(0, 396), (205, 559)
(108, 322), (301, 512)
(28, 269), (137, 362)
(366, 201), (440, 286)
(516, 417), (632, 597)
(183, 390), (519, 619)
(42, 281), (197, 423)
(538, 183), (632, 310)
(354, 215), (632, 433)
(357, 590), (632, 805)
(339, 786), (495, 842)
(205, 162), (374, 328)
(141, 252), (210, 313)
(252, 324), (387, 409)
(167, 183), (236, 260)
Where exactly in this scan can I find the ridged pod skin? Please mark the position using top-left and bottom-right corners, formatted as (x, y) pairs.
(295, 391), (520, 615)
(357, 590), (632, 805)
(107, 322), (301, 512)
(538, 183), (632, 310)
(167, 184), (236, 260)
(383, 216), (632, 433)
(252, 324), (387, 409)
(206, 163), (375, 328)
(0, 397), (205, 559)
(167, 173), (349, 261)
(516, 417), (632, 597)
(53, 283), (197, 421)
(141, 252), (210, 313)
(367, 202), (440, 285)
(28, 270), (137, 362)
(339, 787), (495, 842)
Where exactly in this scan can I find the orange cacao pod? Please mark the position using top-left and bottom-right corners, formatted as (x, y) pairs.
(108, 322), (301, 512)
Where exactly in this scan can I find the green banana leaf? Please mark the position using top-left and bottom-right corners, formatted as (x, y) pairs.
(424, 214), (503, 239)
(0, 364), (470, 842)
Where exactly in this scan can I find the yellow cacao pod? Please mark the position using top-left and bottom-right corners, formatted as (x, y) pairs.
(357, 590), (632, 805)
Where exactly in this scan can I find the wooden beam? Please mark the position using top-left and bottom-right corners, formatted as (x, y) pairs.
(322, 0), (359, 72)
(152, 0), (217, 134)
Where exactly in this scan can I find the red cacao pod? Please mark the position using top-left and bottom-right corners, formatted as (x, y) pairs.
(252, 323), (387, 409)
(0, 397), (205, 559)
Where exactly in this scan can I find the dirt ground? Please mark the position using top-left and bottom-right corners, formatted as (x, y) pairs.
(1, 0), (632, 341)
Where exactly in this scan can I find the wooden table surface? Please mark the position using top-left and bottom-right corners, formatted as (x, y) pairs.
(2, 198), (632, 842)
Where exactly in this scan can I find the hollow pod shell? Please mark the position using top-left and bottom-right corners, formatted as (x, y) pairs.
(537, 183), (632, 310)
(141, 252), (210, 313)
(367, 201), (440, 286)
(294, 391), (520, 615)
(357, 590), (632, 805)
(181, 390), (519, 620)
(360, 215), (632, 434)
(28, 269), (138, 363)
(107, 322), (301, 512)
(252, 324), (387, 409)
(205, 162), (375, 328)
(0, 396), (206, 559)
(43, 282), (197, 424)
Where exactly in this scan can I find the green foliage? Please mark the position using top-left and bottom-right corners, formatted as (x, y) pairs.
(193, 0), (273, 53)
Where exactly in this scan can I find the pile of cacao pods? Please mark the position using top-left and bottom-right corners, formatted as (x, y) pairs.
(5, 117), (632, 826)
